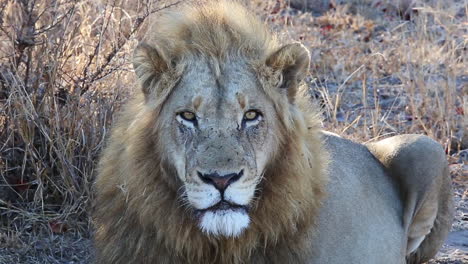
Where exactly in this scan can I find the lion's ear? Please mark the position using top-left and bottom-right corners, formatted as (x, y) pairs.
(266, 43), (310, 101)
(133, 42), (170, 96)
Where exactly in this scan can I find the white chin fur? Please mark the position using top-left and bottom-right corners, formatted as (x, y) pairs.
(199, 209), (250, 237)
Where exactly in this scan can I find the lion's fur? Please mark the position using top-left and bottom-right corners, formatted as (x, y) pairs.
(132, 0), (305, 127)
(133, 0), (278, 104)
(144, 1), (277, 61)
(94, 95), (327, 264)
(93, 1), (327, 263)
(367, 135), (454, 263)
(93, 1), (453, 263)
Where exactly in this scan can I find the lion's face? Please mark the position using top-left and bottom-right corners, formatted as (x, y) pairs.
(158, 57), (279, 237)
(134, 36), (310, 237)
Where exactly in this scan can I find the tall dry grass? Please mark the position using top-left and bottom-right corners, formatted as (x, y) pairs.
(262, 0), (466, 145)
(0, 0), (180, 238)
(0, 0), (465, 258)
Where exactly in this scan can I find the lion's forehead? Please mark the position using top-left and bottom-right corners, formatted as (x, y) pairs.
(174, 57), (265, 112)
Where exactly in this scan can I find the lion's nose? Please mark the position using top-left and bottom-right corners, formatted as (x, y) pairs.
(197, 170), (243, 191)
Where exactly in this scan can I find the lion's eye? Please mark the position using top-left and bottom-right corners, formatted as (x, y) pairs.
(243, 110), (261, 122)
(178, 111), (197, 123)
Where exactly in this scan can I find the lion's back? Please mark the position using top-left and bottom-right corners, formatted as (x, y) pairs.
(310, 132), (406, 263)
(308, 132), (452, 264)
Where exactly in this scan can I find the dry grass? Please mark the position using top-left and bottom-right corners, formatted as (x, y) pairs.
(262, 0), (466, 144)
(0, 0), (466, 262)
(0, 0), (179, 261)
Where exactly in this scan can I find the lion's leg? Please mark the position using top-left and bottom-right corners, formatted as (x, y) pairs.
(405, 167), (453, 264)
(366, 135), (454, 263)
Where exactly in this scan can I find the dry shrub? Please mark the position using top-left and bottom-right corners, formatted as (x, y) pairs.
(259, 0), (465, 146)
(0, 0), (180, 238)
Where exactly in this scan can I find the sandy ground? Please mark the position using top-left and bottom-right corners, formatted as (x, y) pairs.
(432, 230), (468, 264)
(429, 163), (468, 264)
(0, 234), (92, 264)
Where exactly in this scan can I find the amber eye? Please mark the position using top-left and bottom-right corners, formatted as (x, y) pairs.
(179, 111), (196, 122)
(243, 110), (260, 121)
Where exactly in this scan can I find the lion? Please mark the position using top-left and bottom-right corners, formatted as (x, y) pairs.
(92, 1), (453, 263)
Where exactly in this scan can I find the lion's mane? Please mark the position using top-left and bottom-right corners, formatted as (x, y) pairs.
(93, 2), (328, 263)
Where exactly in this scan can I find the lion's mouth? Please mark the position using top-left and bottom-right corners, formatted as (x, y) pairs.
(197, 201), (248, 214)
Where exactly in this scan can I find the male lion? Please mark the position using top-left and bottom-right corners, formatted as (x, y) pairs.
(93, 1), (453, 263)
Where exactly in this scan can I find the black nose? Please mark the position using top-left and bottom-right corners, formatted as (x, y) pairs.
(197, 170), (243, 191)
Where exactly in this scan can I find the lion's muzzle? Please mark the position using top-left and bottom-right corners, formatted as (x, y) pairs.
(197, 169), (244, 193)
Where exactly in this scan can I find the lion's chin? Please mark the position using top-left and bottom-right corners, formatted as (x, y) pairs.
(198, 208), (250, 237)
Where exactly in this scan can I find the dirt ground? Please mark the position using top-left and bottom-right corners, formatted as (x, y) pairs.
(429, 163), (468, 264)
